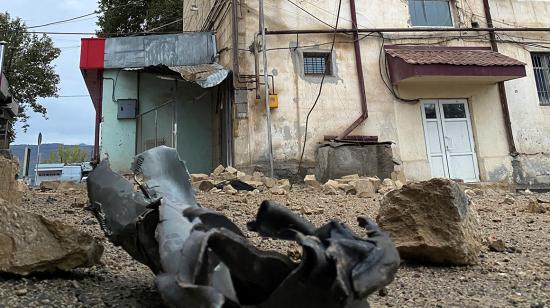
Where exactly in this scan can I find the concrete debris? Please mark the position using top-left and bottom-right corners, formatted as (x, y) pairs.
(378, 179), (398, 195)
(0, 199), (103, 275)
(304, 174), (321, 188)
(198, 180), (216, 192)
(262, 176), (277, 188)
(190, 173), (209, 183)
(40, 181), (61, 192)
(225, 166), (238, 174)
(377, 178), (482, 266)
(57, 182), (85, 191)
(0, 156), (23, 206)
(526, 199), (547, 214)
(502, 196), (516, 205)
(223, 185), (238, 195)
(487, 237), (506, 253)
(213, 165), (225, 176)
(86, 146), (400, 308)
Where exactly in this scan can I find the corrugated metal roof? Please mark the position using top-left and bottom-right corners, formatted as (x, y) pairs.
(386, 48), (525, 67)
(104, 33), (217, 69)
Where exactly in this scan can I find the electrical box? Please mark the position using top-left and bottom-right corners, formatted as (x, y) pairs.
(269, 95), (279, 109)
(117, 99), (137, 119)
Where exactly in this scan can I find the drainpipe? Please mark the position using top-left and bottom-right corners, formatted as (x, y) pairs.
(259, 0), (275, 177)
(231, 0), (240, 88)
(482, 0), (517, 154)
(0, 42), (6, 74)
(94, 73), (103, 162)
(337, 0), (368, 139)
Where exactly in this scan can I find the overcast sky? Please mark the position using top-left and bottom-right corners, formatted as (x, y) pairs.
(4, 0), (98, 145)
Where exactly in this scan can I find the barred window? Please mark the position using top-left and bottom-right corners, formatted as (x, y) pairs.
(303, 52), (333, 76)
(532, 53), (550, 106)
(409, 0), (453, 27)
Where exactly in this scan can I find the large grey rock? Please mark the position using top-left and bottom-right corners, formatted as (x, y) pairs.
(377, 178), (481, 265)
(0, 199), (103, 275)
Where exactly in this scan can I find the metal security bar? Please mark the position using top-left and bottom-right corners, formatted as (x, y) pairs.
(532, 53), (550, 106)
(303, 52), (332, 75)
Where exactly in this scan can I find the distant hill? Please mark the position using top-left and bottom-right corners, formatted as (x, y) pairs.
(9, 144), (93, 177)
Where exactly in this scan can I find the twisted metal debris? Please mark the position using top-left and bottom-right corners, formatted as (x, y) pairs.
(87, 146), (400, 308)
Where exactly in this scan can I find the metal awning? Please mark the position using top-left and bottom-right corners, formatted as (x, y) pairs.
(385, 45), (527, 85)
(169, 63), (230, 88)
(124, 63), (230, 88)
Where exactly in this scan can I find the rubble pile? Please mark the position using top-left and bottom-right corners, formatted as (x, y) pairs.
(377, 178), (482, 265)
(192, 166), (404, 199)
(191, 165), (292, 196)
(0, 155), (23, 206)
(0, 199), (103, 275)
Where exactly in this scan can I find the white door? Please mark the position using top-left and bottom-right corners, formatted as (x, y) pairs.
(421, 99), (479, 182)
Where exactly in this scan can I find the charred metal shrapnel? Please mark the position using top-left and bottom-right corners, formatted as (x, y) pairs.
(87, 146), (400, 308)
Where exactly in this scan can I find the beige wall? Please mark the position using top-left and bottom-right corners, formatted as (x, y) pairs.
(185, 0), (550, 184)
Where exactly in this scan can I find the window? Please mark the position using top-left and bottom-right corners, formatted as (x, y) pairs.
(532, 53), (550, 105)
(303, 52), (333, 76)
(409, 0), (453, 27)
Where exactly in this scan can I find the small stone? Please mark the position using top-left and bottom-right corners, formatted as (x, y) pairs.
(213, 165), (225, 176)
(488, 238), (506, 252)
(263, 177), (277, 188)
(270, 186), (287, 195)
(15, 289), (27, 296)
(220, 172), (237, 180)
(502, 196), (515, 205)
(341, 174), (360, 180)
(278, 179), (291, 191)
(82, 218), (98, 226)
(225, 166), (238, 174)
(252, 171), (264, 182)
(236, 171), (247, 180)
(322, 184), (338, 195)
(223, 185), (238, 195)
(287, 247), (302, 260)
(190, 174), (209, 183)
(198, 180), (216, 192)
(304, 175), (321, 189)
(394, 180), (404, 189)
(527, 199), (546, 214)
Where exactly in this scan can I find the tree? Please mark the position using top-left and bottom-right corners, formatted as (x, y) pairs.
(0, 13), (61, 135)
(45, 145), (90, 164)
(97, 0), (183, 37)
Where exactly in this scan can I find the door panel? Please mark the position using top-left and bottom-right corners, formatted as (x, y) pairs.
(447, 154), (478, 180)
(442, 121), (473, 153)
(422, 99), (479, 182)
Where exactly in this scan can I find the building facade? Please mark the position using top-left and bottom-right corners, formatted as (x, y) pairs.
(182, 0), (550, 188)
(80, 33), (234, 174)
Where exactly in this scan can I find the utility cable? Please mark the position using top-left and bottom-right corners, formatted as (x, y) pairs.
(27, 12), (98, 29)
(297, 0), (343, 174)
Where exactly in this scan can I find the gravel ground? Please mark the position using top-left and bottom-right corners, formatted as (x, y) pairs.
(0, 186), (548, 308)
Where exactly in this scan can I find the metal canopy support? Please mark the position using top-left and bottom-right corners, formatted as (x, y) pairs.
(259, 0), (274, 177)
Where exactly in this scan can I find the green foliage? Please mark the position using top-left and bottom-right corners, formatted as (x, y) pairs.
(0, 12), (61, 133)
(44, 145), (90, 164)
(97, 0), (183, 37)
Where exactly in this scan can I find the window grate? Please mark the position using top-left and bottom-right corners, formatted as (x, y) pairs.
(303, 52), (332, 75)
(532, 53), (550, 106)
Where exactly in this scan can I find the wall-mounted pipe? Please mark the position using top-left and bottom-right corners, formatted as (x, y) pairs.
(338, 0), (368, 139)
(482, 0), (517, 154)
(265, 27), (550, 35)
(231, 0), (240, 88)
